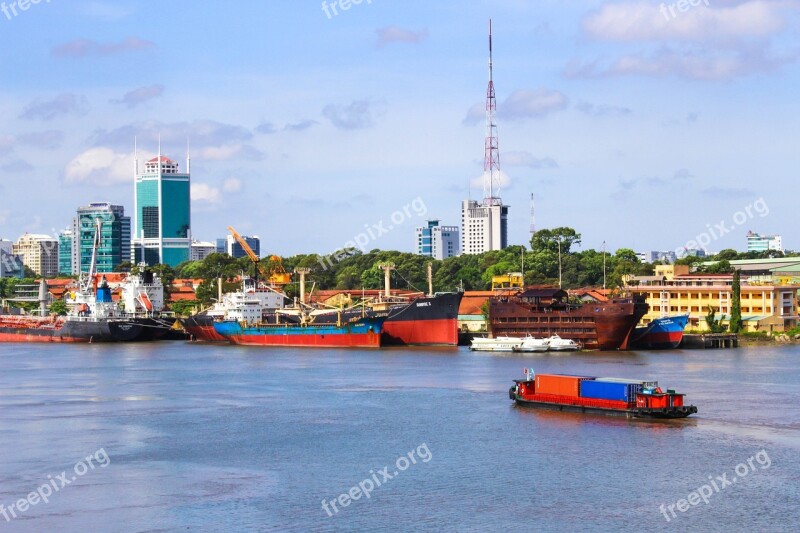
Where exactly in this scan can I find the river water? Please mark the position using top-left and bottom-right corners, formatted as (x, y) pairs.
(0, 342), (798, 532)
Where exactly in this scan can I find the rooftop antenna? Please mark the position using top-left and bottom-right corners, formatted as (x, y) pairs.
(134, 136), (139, 174)
(186, 137), (191, 174)
(483, 19), (501, 204)
(157, 134), (162, 175)
(529, 193), (536, 237)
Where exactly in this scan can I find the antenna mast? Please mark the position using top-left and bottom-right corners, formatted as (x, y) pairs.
(483, 19), (501, 204)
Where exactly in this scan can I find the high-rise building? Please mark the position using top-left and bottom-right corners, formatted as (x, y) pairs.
(747, 231), (782, 253)
(462, 20), (509, 255)
(0, 239), (13, 255)
(216, 234), (260, 259)
(416, 220), (460, 260)
(58, 229), (73, 275)
(13, 233), (58, 277)
(191, 240), (216, 261)
(0, 249), (24, 279)
(70, 203), (131, 274)
(461, 201), (508, 255)
(131, 151), (191, 267)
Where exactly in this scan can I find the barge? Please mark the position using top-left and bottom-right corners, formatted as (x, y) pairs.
(510, 370), (697, 419)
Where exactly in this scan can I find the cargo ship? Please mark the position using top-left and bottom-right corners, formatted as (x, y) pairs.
(183, 268), (463, 346)
(630, 314), (689, 350)
(509, 370), (697, 419)
(212, 314), (386, 348)
(489, 288), (648, 350)
(0, 278), (145, 343)
(181, 278), (287, 342)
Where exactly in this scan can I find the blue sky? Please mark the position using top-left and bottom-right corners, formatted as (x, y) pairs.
(1, 0), (798, 256)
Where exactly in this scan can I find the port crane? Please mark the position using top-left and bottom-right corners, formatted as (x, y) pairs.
(226, 226), (292, 287)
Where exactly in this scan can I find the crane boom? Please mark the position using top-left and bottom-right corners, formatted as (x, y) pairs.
(227, 226), (260, 264)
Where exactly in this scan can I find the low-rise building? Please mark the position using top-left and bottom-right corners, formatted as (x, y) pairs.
(415, 220), (460, 259)
(630, 264), (798, 333)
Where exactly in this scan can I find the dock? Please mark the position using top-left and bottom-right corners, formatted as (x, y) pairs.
(681, 333), (739, 349)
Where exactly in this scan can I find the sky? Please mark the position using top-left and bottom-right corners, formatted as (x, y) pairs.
(0, 0), (798, 257)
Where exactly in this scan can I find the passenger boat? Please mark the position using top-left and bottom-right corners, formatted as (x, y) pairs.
(630, 314), (689, 350)
(509, 369), (697, 419)
(470, 336), (523, 352)
(546, 334), (580, 351)
(511, 335), (550, 353)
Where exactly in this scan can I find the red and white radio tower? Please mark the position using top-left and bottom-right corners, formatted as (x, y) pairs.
(483, 19), (501, 205)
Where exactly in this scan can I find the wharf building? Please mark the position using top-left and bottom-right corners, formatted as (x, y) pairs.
(13, 233), (58, 277)
(416, 220), (460, 260)
(67, 203), (130, 274)
(629, 263), (799, 333)
(131, 153), (192, 267)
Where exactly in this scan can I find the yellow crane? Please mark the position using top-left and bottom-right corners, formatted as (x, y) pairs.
(227, 226), (292, 286)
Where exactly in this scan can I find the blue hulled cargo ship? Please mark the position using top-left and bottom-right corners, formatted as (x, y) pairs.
(630, 314), (689, 350)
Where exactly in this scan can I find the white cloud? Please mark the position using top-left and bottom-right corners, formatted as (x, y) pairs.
(65, 147), (130, 185)
(470, 170), (512, 190)
(503, 151), (559, 169)
(191, 183), (222, 204)
(582, 1), (788, 42)
(222, 177), (242, 193)
(463, 89), (569, 125)
(376, 27), (429, 47)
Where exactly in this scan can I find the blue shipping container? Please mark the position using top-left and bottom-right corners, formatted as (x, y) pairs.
(579, 380), (643, 402)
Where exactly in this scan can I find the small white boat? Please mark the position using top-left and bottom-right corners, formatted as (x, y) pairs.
(470, 336), (523, 352)
(547, 334), (581, 351)
(512, 335), (550, 353)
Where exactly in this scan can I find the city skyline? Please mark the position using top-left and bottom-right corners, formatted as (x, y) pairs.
(0, 1), (797, 256)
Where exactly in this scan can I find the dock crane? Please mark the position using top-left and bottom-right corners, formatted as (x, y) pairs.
(226, 226), (292, 287)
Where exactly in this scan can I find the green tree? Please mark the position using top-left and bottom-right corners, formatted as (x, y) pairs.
(730, 269), (743, 333)
(705, 305), (727, 333)
(49, 300), (68, 315)
(530, 227), (581, 255)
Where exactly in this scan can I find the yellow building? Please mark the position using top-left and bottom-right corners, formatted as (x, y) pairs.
(13, 233), (58, 278)
(630, 265), (798, 333)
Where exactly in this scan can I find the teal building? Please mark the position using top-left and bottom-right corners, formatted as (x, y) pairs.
(58, 229), (73, 275)
(132, 154), (191, 267)
(72, 203), (131, 274)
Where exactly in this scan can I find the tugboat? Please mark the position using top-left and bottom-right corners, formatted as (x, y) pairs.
(510, 369), (697, 419)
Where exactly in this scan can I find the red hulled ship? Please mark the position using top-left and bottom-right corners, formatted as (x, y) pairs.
(489, 288), (648, 350)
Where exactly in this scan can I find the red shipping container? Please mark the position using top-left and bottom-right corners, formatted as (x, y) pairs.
(671, 394), (684, 407)
(535, 374), (595, 398)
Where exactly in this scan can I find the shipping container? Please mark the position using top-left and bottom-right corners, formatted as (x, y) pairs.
(580, 379), (642, 402)
(594, 377), (659, 389)
(535, 374), (595, 397)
